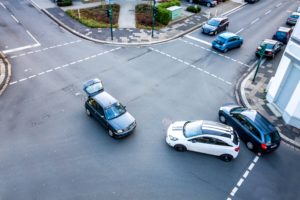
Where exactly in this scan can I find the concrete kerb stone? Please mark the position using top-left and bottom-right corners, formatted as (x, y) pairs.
(236, 59), (300, 149)
(221, 2), (247, 17)
(0, 52), (12, 96)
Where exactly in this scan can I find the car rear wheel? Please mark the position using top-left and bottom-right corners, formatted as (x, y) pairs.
(174, 144), (187, 152)
(223, 48), (228, 53)
(108, 129), (114, 138)
(214, 31), (217, 35)
(86, 108), (91, 116)
(207, 3), (211, 7)
(246, 141), (254, 150)
(219, 114), (227, 123)
(220, 154), (233, 162)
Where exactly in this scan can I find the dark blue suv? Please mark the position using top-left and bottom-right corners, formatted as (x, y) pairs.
(218, 104), (281, 152)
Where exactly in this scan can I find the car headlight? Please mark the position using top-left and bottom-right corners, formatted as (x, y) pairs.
(169, 135), (178, 141)
(117, 130), (123, 134)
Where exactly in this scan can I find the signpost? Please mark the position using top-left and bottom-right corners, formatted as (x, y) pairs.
(152, 0), (156, 38)
(252, 44), (266, 83)
(106, 0), (113, 40)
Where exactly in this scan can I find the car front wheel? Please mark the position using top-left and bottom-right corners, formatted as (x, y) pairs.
(174, 144), (187, 152)
(86, 108), (91, 116)
(207, 3), (211, 7)
(219, 114), (227, 123)
(220, 154), (233, 162)
(246, 141), (254, 150)
(108, 129), (115, 138)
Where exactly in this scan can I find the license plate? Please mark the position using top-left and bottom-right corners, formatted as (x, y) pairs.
(271, 144), (277, 148)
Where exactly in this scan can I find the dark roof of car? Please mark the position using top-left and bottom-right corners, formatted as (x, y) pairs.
(263, 39), (277, 44)
(278, 27), (291, 32)
(241, 110), (277, 134)
(93, 91), (118, 108)
(201, 120), (232, 138)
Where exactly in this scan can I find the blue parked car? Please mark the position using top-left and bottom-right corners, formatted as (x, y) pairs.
(212, 32), (243, 53)
(218, 104), (281, 153)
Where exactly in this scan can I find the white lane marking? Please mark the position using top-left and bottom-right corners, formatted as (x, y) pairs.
(265, 10), (272, 15)
(9, 40), (81, 59)
(243, 170), (250, 178)
(26, 30), (40, 45)
(276, 2), (282, 7)
(9, 47), (121, 86)
(227, 155), (260, 198)
(3, 43), (40, 54)
(235, 28), (244, 34)
(184, 35), (212, 46)
(149, 47), (232, 86)
(179, 38), (250, 68)
(10, 15), (19, 23)
(237, 178), (244, 187)
(251, 18), (260, 25)
(0, 2), (6, 9)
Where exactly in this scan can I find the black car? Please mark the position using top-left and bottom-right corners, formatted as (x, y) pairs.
(202, 17), (229, 35)
(244, 0), (259, 3)
(193, 0), (217, 7)
(272, 27), (293, 44)
(255, 39), (282, 59)
(218, 104), (281, 153)
(83, 79), (136, 138)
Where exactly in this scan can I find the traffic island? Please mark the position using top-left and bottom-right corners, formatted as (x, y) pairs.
(0, 52), (12, 96)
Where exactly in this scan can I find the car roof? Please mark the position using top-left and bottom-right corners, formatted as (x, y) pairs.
(240, 110), (277, 134)
(263, 39), (277, 44)
(277, 27), (291, 32)
(92, 91), (118, 108)
(291, 12), (300, 16)
(219, 32), (237, 39)
(211, 17), (227, 21)
(201, 120), (233, 138)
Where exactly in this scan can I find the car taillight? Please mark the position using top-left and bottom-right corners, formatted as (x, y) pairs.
(261, 143), (267, 150)
(234, 147), (240, 152)
(268, 52), (272, 55)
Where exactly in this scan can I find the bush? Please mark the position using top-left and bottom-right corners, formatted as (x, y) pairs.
(155, 0), (180, 25)
(57, 0), (72, 6)
(157, 0), (180, 9)
(186, 5), (201, 13)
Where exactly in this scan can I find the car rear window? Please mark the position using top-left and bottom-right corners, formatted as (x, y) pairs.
(276, 31), (287, 38)
(291, 15), (299, 19)
(215, 36), (226, 45)
(207, 19), (220, 26)
(262, 42), (275, 49)
(233, 131), (239, 145)
(264, 131), (280, 144)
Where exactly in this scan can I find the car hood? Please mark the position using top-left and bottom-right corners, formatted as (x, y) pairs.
(203, 24), (217, 31)
(167, 121), (186, 139)
(108, 112), (135, 131)
(219, 103), (241, 114)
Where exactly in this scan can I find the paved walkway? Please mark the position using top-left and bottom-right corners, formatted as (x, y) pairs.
(238, 60), (300, 149)
(118, 1), (138, 28)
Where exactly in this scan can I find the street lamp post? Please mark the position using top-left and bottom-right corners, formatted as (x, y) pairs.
(106, 0), (113, 40)
(152, 0), (156, 38)
(252, 44), (266, 83)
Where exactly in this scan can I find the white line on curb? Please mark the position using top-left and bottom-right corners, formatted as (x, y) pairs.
(0, 2), (6, 9)
(10, 15), (19, 23)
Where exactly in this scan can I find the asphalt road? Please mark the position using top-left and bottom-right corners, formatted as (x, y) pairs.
(0, 0), (300, 200)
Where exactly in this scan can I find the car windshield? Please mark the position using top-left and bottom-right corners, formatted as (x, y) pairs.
(264, 131), (280, 144)
(104, 103), (126, 120)
(183, 121), (202, 138)
(207, 19), (220, 26)
(215, 36), (226, 45)
(290, 15), (299, 19)
(85, 82), (103, 94)
(276, 31), (286, 37)
(230, 107), (247, 114)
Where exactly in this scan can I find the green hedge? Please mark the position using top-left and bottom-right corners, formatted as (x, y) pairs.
(155, 0), (181, 25)
(186, 5), (201, 13)
(57, 0), (72, 6)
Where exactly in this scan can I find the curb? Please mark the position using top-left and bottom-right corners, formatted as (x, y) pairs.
(40, 1), (248, 46)
(236, 59), (300, 150)
(0, 52), (12, 96)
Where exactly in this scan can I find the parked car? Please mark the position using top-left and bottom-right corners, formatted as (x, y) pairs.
(272, 27), (293, 44)
(83, 79), (136, 138)
(212, 32), (243, 53)
(218, 104), (281, 153)
(166, 120), (240, 161)
(297, 6), (300, 13)
(255, 39), (282, 59)
(286, 12), (300, 26)
(202, 17), (229, 35)
(244, 0), (259, 3)
(193, 0), (217, 7)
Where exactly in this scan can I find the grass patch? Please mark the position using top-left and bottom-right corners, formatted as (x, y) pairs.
(135, 4), (164, 30)
(66, 4), (120, 28)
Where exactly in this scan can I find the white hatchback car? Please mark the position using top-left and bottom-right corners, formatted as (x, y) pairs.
(166, 120), (240, 161)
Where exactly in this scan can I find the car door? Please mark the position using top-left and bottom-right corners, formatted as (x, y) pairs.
(274, 43), (281, 54)
(187, 136), (218, 155)
(227, 37), (237, 49)
(87, 99), (107, 126)
(227, 113), (248, 141)
(243, 120), (263, 148)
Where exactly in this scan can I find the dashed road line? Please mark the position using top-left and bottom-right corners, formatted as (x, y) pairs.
(179, 38), (250, 68)
(9, 47), (121, 86)
(0, 2), (7, 9)
(184, 35), (212, 46)
(149, 47), (232, 86)
(276, 2), (282, 7)
(9, 40), (82, 59)
(265, 10), (272, 15)
(235, 28), (244, 34)
(251, 18), (260, 25)
(227, 155), (260, 199)
(10, 14), (19, 23)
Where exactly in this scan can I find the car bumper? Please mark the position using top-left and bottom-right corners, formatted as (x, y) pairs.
(202, 29), (215, 35)
(114, 123), (136, 138)
(286, 20), (297, 25)
(212, 44), (225, 52)
(166, 135), (176, 147)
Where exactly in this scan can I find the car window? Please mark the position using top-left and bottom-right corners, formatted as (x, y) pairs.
(104, 102), (126, 120)
(228, 37), (236, 42)
(214, 138), (231, 146)
(276, 31), (286, 38)
(245, 122), (261, 140)
(264, 131), (280, 144)
(215, 36), (226, 45)
(88, 98), (98, 110)
(233, 114), (246, 124)
(207, 19), (220, 26)
(184, 121), (202, 138)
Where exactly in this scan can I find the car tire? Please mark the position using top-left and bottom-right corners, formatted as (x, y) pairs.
(246, 141), (254, 150)
(86, 108), (91, 116)
(223, 48), (228, 53)
(174, 144), (187, 152)
(220, 154), (233, 162)
(207, 3), (211, 7)
(214, 31), (217, 35)
(108, 129), (114, 138)
(238, 42), (243, 48)
(219, 114), (227, 124)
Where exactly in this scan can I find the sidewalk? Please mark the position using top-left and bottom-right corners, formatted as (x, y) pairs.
(237, 60), (300, 149)
(39, 0), (243, 45)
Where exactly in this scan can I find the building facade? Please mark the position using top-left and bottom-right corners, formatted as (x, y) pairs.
(266, 21), (300, 129)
